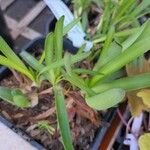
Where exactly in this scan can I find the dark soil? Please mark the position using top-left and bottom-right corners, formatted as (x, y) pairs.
(0, 75), (101, 150)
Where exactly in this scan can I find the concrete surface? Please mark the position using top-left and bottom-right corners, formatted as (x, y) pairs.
(0, 121), (38, 150)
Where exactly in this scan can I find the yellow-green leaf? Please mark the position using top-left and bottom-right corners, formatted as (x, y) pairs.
(127, 91), (149, 117)
(86, 88), (125, 110)
(139, 133), (150, 150)
(137, 89), (150, 108)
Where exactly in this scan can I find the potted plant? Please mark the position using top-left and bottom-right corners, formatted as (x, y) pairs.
(0, 1), (150, 149)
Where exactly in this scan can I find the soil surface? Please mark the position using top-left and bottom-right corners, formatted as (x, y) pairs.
(0, 74), (101, 150)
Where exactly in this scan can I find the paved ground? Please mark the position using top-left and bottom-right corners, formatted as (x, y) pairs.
(4, 0), (54, 50)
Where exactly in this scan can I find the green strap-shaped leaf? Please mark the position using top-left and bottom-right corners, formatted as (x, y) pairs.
(54, 16), (64, 76)
(94, 41), (122, 70)
(38, 51), (91, 76)
(113, 0), (136, 24)
(86, 88), (125, 110)
(54, 85), (73, 150)
(0, 55), (34, 81)
(44, 32), (55, 84)
(0, 36), (27, 70)
(121, 20), (147, 51)
(130, 0), (150, 18)
(90, 37), (150, 86)
(63, 17), (80, 35)
(92, 73), (150, 93)
(45, 32), (54, 65)
(20, 51), (44, 71)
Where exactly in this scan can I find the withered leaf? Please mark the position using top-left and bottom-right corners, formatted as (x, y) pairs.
(137, 89), (150, 108)
(139, 133), (150, 150)
(126, 58), (150, 117)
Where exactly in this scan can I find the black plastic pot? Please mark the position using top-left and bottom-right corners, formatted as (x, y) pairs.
(0, 37), (46, 150)
(0, 115), (46, 150)
(46, 19), (121, 149)
(0, 36), (118, 150)
(90, 108), (117, 150)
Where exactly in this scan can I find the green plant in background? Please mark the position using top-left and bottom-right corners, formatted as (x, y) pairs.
(61, 16), (150, 111)
(73, 0), (150, 39)
(73, 0), (103, 31)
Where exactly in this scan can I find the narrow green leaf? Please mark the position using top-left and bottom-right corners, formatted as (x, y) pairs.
(45, 32), (54, 65)
(90, 37), (150, 86)
(94, 41), (121, 70)
(54, 86), (73, 150)
(20, 51), (44, 71)
(54, 16), (64, 77)
(121, 20), (148, 51)
(39, 51), (91, 76)
(39, 51), (45, 64)
(64, 53), (72, 76)
(63, 18), (80, 35)
(64, 72), (95, 96)
(0, 55), (34, 81)
(0, 36), (27, 69)
(93, 27), (140, 44)
(92, 73), (150, 93)
(77, 44), (86, 54)
(73, 68), (99, 76)
(100, 25), (115, 56)
(86, 88), (125, 110)
(44, 32), (55, 84)
(101, 0), (111, 33)
(113, 0), (136, 24)
(54, 16), (64, 61)
(130, 0), (150, 17)
(20, 51), (51, 82)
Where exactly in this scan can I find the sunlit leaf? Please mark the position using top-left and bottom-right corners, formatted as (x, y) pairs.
(137, 89), (150, 108)
(86, 88), (125, 110)
(0, 55), (34, 81)
(127, 91), (149, 117)
(91, 37), (150, 86)
(0, 36), (27, 69)
(139, 133), (150, 150)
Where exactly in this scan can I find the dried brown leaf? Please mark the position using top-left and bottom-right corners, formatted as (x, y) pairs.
(33, 107), (55, 120)
(68, 92), (100, 126)
(127, 91), (149, 117)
